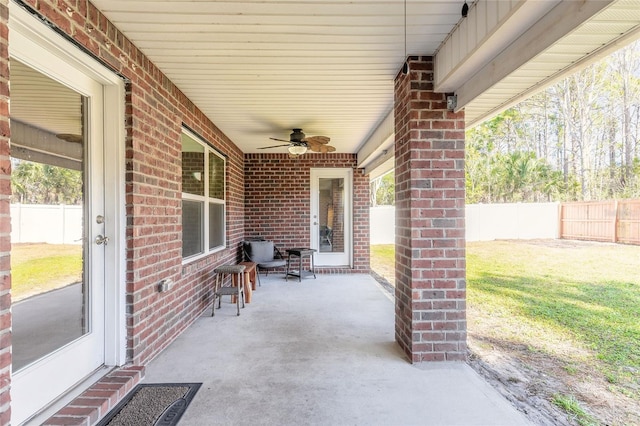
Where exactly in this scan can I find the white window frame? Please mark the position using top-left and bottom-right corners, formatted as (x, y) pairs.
(181, 127), (226, 262)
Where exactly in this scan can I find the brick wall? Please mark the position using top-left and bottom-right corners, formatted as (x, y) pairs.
(244, 153), (369, 273)
(331, 179), (345, 251)
(0, 1), (10, 423)
(12, 1), (245, 370)
(394, 57), (467, 363)
(181, 152), (205, 195)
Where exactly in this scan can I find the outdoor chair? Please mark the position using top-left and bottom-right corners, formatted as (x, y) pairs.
(242, 240), (287, 285)
(320, 225), (333, 249)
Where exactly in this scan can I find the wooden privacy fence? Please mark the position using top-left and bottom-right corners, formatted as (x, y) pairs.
(560, 199), (640, 244)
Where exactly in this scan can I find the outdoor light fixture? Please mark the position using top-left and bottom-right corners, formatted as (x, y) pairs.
(447, 95), (458, 111)
(462, 1), (469, 17)
(288, 145), (307, 155)
(402, 0), (408, 75)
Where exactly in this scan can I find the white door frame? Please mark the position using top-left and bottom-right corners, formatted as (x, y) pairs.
(310, 168), (353, 267)
(9, 4), (126, 423)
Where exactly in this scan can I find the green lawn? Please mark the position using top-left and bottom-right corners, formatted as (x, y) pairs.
(467, 241), (640, 376)
(11, 243), (82, 301)
(370, 244), (395, 284)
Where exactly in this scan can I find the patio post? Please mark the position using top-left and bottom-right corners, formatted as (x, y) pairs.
(393, 56), (467, 362)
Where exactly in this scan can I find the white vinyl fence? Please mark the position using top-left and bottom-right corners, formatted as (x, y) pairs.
(11, 204), (83, 245)
(369, 205), (395, 244)
(370, 202), (560, 244)
(14, 202), (559, 246)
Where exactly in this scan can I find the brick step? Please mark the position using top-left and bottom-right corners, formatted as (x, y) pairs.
(43, 366), (145, 426)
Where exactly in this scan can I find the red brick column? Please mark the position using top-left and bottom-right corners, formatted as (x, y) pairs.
(0, 0), (10, 422)
(394, 56), (467, 363)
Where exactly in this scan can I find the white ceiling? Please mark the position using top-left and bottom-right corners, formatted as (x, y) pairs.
(90, 0), (465, 155)
(10, 60), (82, 136)
(87, 0), (640, 162)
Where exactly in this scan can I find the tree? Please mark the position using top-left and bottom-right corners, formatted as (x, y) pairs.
(609, 44), (640, 183)
(11, 160), (83, 205)
(370, 171), (394, 206)
(465, 40), (640, 203)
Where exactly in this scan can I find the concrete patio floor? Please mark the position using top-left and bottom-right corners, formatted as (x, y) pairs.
(143, 273), (532, 426)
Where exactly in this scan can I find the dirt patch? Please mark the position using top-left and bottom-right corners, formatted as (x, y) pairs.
(370, 261), (395, 287)
(467, 333), (640, 426)
(467, 342), (571, 426)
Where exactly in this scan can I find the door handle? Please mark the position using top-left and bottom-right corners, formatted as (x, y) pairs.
(95, 235), (110, 246)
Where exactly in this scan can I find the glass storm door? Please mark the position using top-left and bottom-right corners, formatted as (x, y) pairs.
(310, 168), (352, 266)
(9, 59), (106, 423)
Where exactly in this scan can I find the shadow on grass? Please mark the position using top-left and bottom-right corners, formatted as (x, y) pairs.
(471, 271), (640, 371)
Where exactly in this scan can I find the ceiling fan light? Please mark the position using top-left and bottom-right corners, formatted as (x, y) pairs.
(288, 145), (307, 155)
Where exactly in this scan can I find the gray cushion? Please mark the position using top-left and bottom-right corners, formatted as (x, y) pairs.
(257, 260), (287, 269)
(245, 241), (275, 263)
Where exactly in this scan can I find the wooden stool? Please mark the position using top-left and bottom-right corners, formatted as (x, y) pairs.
(232, 262), (256, 303)
(213, 264), (245, 316)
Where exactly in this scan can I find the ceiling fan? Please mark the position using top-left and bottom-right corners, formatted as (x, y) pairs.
(259, 128), (336, 156)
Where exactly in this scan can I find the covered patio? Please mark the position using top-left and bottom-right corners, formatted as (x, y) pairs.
(143, 274), (529, 425)
(1, 0), (640, 424)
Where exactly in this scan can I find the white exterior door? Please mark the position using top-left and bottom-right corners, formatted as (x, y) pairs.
(310, 168), (352, 266)
(9, 5), (126, 423)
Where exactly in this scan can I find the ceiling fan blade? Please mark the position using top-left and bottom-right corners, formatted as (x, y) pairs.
(268, 130), (331, 154)
(56, 133), (83, 143)
(259, 144), (291, 149)
(306, 139), (322, 149)
(314, 145), (336, 153)
(304, 135), (330, 144)
(269, 137), (291, 143)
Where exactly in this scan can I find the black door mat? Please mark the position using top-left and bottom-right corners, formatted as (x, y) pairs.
(97, 383), (201, 426)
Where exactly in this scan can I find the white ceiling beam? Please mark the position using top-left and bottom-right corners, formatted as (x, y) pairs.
(435, 1), (560, 94)
(11, 120), (83, 169)
(365, 150), (395, 179)
(356, 109), (394, 169)
(466, 22), (640, 128)
(455, 0), (614, 110)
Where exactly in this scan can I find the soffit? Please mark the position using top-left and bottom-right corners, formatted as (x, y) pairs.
(464, 0), (640, 127)
(10, 60), (82, 136)
(89, 0), (463, 154)
(29, 1), (639, 161)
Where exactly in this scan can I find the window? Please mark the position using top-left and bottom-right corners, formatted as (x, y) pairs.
(181, 128), (226, 259)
